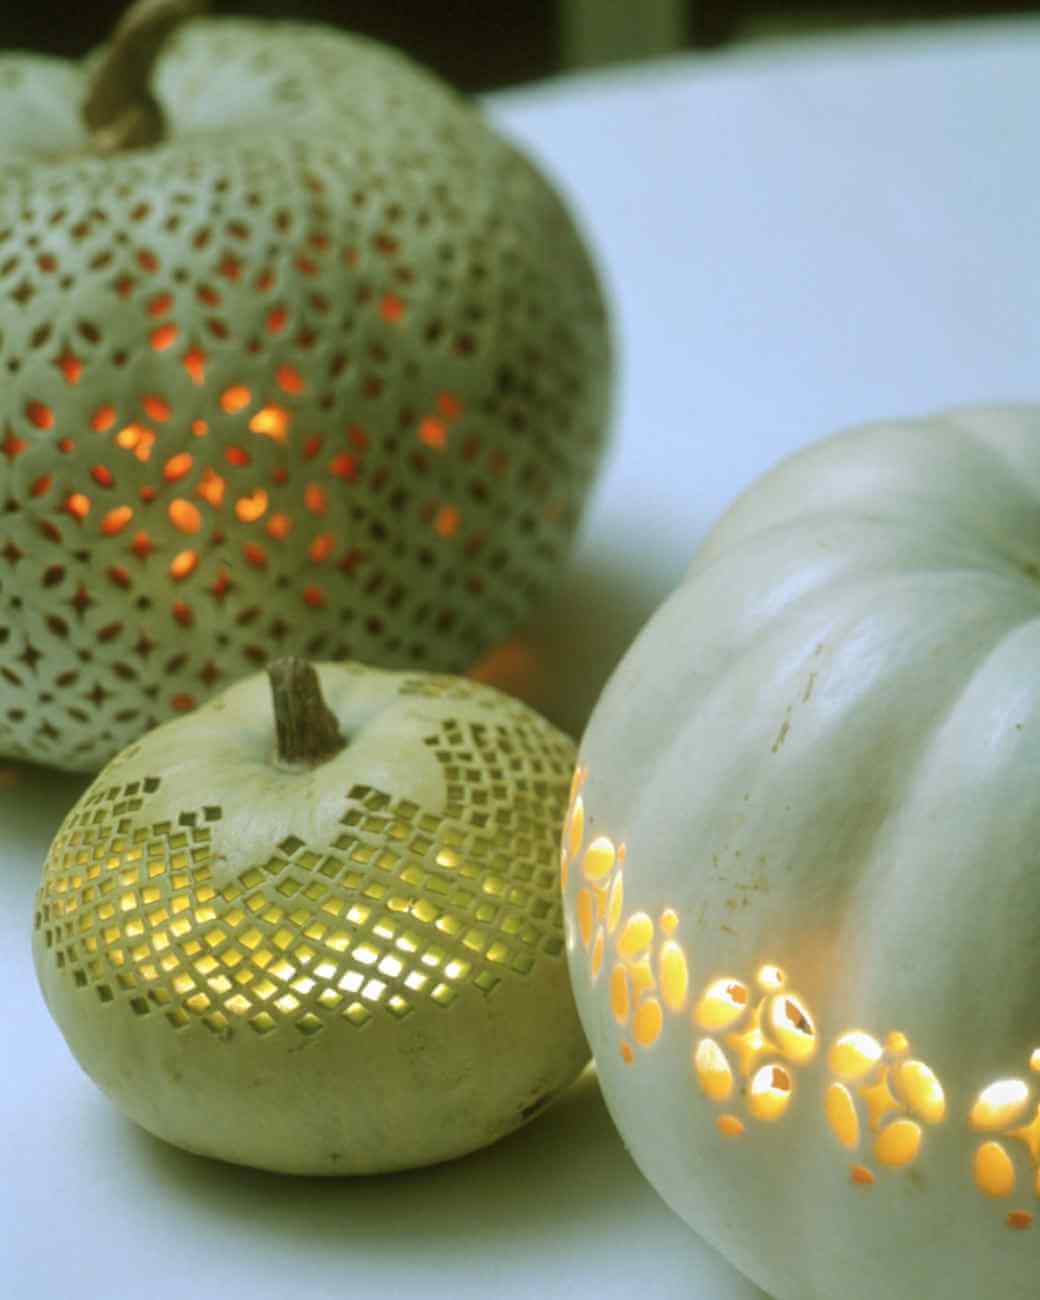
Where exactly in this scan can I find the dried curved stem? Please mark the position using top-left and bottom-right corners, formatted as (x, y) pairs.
(267, 658), (347, 770)
(83, 0), (208, 154)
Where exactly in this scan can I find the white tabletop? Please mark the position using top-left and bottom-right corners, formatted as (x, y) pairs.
(4, 19), (1039, 1299)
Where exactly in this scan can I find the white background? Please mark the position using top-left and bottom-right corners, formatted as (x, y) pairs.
(4, 19), (1039, 1298)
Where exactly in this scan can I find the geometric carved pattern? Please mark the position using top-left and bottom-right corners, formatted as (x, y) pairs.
(35, 701), (573, 1040)
(0, 19), (610, 770)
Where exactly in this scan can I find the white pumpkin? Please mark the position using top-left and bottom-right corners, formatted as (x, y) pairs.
(562, 404), (1040, 1299)
(34, 658), (587, 1174)
(0, 0), (611, 772)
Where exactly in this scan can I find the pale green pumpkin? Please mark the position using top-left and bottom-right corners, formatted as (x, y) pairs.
(0, 1), (611, 771)
(563, 404), (1040, 1300)
(34, 658), (587, 1174)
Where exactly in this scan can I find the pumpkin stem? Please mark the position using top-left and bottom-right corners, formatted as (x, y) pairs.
(83, 0), (208, 155)
(267, 658), (347, 770)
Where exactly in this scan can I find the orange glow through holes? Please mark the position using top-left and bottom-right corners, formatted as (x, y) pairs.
(65, 492), (91, 520)
(419, 417), (447, 450)
(235, 490), (269, 523)
(91, 405), (117, 432)
(141, 394), (171, 422)
(183, 347), (206, 386)
(196, 468), (225, 507)
(114, 424), (156, 462)
(89, 465), (114, 488)
(26, 401), (53, 430)
(304, 484), (327, 515)
(329, 453), (359, 480)
(163, 453), (193, 482)
(266, 305), (287, 334)
(243, 543), (267, 569)
(266, 513), (292, 540)
(55, 350), (82, 384)
(150, 323), (178, 351)
(309, 533), (335, 563)
(250, 405), (290, 441)
(168, 499), (202, 534)
(101, 506), (133, 535)
(303, 584), (327, 608)
(225, 445), (250, 468)
(437, 391), (463, 420)
(169, 549), (198, 581)
(380, 293), (406, 324)
(29, 474), (52, 498)
(276, 364), (305, 394)
(220, 385), (252, 414)
(434, 505), (460, 538)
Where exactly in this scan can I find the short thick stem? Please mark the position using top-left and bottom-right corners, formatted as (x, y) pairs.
(83, 0), (207, 154)
(267, 658), (346, 770)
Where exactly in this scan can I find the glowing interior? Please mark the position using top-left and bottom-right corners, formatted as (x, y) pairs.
(976, 1142), (1016, 1197)
(694, 1038), (734, 1101)
(825, 1082), (860, 1150)
(875, 1118), (922, 1168)
(971, 1080), (1030, 1131)
(898, 1059), (946, 1125)
(748, 1064), (793, 1122)
(659, 940), (689, 1013)
(562, 772), (1040, 1228)
(768, 993), (817, 1064)
(829, 1031), (884, 1080)
(695, 978), (749, 1031)
(582, 836), (615, 883)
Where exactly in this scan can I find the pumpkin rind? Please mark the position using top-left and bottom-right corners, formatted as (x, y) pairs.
(33, 660), (587, 1174)
(0, 17), (611, 771)
(563, 405), (1040, 1300)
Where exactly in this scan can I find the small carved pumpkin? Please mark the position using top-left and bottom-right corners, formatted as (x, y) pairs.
(0, 1), (611, 771)
(563, 405), (1040, 1299)
(33, 657), (586, 1174)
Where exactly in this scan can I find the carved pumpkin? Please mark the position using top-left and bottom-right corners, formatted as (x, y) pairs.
(562, 404), (1040, 1299)
(33, 657), (586, 1174)
(0, 0), (611, 771)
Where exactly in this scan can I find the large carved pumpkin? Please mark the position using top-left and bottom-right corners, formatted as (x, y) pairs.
(0, 0), (611, 771)
(563, 404), (1040, 1300)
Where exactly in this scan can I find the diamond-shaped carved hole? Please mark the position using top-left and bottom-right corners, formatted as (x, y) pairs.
(55, 350), (82, 384)
(184, 347), (206, 385)
(235, 490), (268, 523)
(221, 385), (251, 414)
(150, 323), (178, 351)
(276, 364), (304, 394)
(101, 505), (133, 535)
(26, 401), (53, 429)
(196, 468), (225, 507)
(169, 500), (201, 533)
(433, 505), (460, 538)
(164, 453), (193, 482)
(250, 406), (289, 441)
(115, 424), (155, 462)
(142, 395), (171, 422)
(169, 550), (198, 580)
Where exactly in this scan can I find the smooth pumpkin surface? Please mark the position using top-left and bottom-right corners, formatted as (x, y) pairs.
(0, 9), (610, 771)
(33, 660), (587, 1174)
(562, 404), (1040, 1299)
